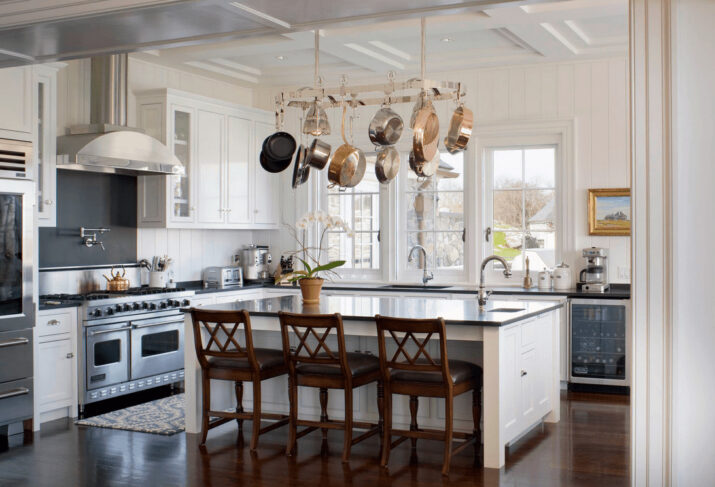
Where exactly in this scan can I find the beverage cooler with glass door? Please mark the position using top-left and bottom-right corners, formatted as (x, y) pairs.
(0, 140), (36, 431)
(569, 299), (630, 390)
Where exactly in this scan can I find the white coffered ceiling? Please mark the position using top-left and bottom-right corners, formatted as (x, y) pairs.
(133, 0), (627, 86)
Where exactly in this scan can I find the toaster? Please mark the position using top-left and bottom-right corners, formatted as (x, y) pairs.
(203, 266), (243, 289)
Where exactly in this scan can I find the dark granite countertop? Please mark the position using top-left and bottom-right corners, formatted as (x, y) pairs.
(182, 294), (564, 327)
(179, 280), (630, 299)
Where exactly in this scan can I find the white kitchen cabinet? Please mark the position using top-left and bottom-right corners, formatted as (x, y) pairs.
(0, 66), (32, 140)
(500, 313), (553, 445)
(35, 309), (78, 425)
(34, 64), (62, 227)
(136, 89), (278, 229)
(196, 109), (225, 224)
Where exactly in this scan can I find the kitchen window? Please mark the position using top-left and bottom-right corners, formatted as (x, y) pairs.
(400, 151), (466, 280)
(325, 155), (383, 278)
(484, 144), (559, 275)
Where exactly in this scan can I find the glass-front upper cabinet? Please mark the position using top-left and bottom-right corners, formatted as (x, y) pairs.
(170, 106), (195, 222)
(34, 65), (59, 227)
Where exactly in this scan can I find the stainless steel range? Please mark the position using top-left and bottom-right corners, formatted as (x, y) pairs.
(57, 287), (195, 415)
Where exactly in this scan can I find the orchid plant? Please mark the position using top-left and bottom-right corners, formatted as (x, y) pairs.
(278, 211), (354, 283)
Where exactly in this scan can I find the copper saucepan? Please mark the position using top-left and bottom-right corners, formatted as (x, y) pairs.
(444, 104), (473, 153)
(328, 105), (366, 188)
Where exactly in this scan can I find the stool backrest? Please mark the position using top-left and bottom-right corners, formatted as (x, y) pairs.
(278, 311), (349, 375)
(374, 314), (452, 385)
(190, 309), (257, 371)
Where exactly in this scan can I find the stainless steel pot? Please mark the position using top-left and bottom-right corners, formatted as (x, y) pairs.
(409, 151), (439, 178)
(368, 106), (404, 146)
(375, 146), (400, 183)
(305, 138), (331, 170)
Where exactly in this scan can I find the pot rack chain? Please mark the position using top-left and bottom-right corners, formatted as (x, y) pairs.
(274, 17), (467, 114)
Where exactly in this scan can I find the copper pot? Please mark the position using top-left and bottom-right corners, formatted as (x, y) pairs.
(103, 265), (130, 291)
(327, 105), (366, 188)
(375, 146), (400, 183)
(444, 104), (473, 153)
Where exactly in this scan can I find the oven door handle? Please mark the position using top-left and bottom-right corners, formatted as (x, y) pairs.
(89, 326), (132, 336)
(132, 320), (183, 329)
(0, 387), (30, 400)
(0, 338), (30, 348)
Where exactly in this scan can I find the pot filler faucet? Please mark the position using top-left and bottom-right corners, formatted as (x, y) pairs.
(478, 255), (513, 310)
(408, 245), (434, 285)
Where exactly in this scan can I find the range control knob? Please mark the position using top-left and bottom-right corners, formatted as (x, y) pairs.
(115, 304), (123, 313)
(123, 304), (132, 312)
(93, 309), (102, 318)
(132, 303), (140, 311)
(149, 303), (157, 310)
(142, 302), (149, 310)
(105, 307), (114, 316)
(182, 299), (190, 306)
(160, 302), (168, 309)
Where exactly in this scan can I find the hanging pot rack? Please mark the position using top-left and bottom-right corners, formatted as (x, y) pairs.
(274, 17), (466, 114)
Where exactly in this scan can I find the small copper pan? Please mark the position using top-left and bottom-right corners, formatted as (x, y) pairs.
(412, 106), (439, 163)
(444, 104), (473, 154)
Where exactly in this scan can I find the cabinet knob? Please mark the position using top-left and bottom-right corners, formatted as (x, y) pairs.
(44, 199), (53, 206)
(190, 206), (196, 211)
(66, 352), (74, 359)
(520, 369), (528, 377)
(254, 209), (259, 214)
(47, 319), (60, 326)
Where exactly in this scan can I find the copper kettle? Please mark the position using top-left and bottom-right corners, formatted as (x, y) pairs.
(104, 265), (130, 291)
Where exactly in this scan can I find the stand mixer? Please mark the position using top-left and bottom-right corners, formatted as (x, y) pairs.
(578, 247), (610, 292)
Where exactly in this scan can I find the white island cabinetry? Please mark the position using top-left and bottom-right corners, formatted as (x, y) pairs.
(183, 295), (561, 469)
(136, 89), (279, 229)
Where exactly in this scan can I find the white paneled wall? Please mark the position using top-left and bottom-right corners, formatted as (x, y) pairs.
(254, 57), (631, 283)
(137, 229), (256, 282)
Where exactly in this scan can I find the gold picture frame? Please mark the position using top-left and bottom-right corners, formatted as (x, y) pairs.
(588, 188), (631, 236)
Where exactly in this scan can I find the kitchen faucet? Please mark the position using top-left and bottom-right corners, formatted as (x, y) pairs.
(478, 255), (513, 310)
(408, 245), (434, 285)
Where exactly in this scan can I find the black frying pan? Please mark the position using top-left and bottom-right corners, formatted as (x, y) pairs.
(263, 131), (297, 161)
(260, 150), (292, 173)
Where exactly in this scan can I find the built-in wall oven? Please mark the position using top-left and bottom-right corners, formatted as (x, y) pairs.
(0, 173), (36, 431)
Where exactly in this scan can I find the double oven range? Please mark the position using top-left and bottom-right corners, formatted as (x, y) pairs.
(44, 288), (194, 415)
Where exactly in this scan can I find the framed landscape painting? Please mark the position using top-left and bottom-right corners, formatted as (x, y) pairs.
(588, 188), (631, 236)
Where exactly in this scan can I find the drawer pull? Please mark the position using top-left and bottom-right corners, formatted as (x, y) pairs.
(66, 353), (74, 359)
(521, 370), (528, 377)
(47, 319), (60, 326)
(0, 338), (29, 348)
(0, 387), (30, 400)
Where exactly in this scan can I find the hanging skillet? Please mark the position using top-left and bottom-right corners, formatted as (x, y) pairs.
(375, 146), (400, 184)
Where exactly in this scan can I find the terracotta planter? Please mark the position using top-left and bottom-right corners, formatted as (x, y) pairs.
(299, 277), (324, 304)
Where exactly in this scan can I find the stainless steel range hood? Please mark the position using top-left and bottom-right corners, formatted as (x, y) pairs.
(57, 54), (183, 176)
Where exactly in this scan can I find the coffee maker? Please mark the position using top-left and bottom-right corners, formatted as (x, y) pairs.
(578, 247), (610, 292)
(237, 245), (273, 283)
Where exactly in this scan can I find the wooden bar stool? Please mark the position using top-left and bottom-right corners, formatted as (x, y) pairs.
(375, 314), (483, 476)
(190, 309), (289, 449)
(278, 311), (383, 462)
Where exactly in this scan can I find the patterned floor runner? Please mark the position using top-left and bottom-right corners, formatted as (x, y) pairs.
(76, 393), (185, 435)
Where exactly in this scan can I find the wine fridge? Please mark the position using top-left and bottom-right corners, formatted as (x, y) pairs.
(569, 299), (631, 388)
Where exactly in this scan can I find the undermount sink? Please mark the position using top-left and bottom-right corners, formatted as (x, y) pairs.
(489, 307), (525, 313)
(380, 284), (452, 290)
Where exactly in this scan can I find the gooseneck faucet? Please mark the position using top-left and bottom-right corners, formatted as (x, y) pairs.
(478, 255), (513, 310)
(408, 245), (434, 285)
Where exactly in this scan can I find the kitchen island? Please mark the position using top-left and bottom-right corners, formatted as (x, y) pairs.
(183, 295), (564, 469)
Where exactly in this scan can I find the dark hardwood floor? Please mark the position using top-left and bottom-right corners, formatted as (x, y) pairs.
(0, 391), (629, 486)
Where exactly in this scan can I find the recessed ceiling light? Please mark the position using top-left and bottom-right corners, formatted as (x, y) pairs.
(275, 55), (285, 61)
(441, 37), (453, 43)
